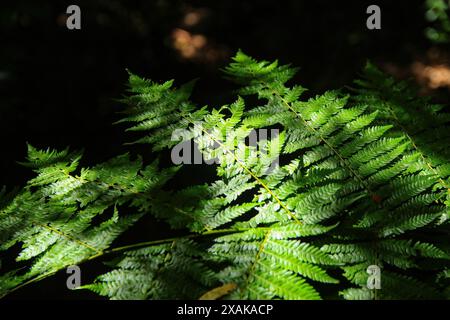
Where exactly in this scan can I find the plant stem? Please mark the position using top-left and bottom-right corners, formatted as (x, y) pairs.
(0, 227), (246, 299)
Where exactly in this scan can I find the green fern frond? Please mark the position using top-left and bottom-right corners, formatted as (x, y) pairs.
(1, 52), (449, 301)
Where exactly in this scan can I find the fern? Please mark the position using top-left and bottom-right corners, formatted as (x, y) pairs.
(0, 146), (177, 296)
(352, 62), (450, 220)
(1, 51), (449, 300)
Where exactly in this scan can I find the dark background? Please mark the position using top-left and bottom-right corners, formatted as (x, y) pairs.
(1, 0), (449, 299)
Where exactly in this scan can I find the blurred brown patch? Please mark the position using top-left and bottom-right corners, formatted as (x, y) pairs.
(170, 28), (228, 64)
(383, 47), (450, 94)
(170, 6), (228, 65)
(182, 8), (209, 27)
(411, 48), (450, 91)
(412, 62), (450, 90)
(56, 14), (68, 27)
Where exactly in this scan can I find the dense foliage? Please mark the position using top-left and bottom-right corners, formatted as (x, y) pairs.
(1, 52), (449, 300)
(425, 0), (450, 42)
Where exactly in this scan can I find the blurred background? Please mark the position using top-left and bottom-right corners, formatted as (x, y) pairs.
(1, 0), (449, 299)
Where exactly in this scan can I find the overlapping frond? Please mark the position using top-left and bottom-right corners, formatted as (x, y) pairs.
(0, 146), (177, 297)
